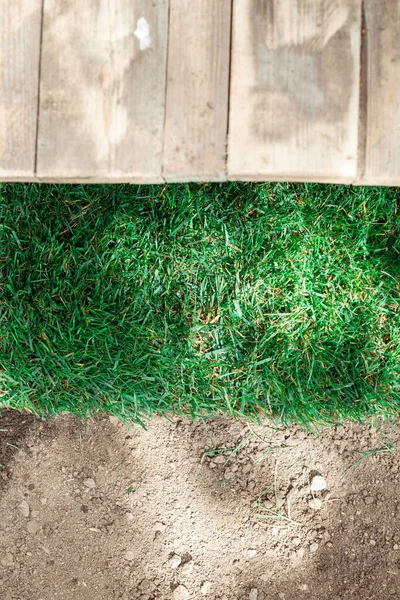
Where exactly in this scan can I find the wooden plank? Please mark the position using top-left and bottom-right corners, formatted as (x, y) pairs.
(163, 0), (231, 181)
(37, 0), (169, 180)
(228, 0), (362, 182)
(0, 0), (42, 178)
(363, 0), (400, 185)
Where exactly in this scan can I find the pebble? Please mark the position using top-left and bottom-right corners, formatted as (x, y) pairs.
(297, 548), (305, 559)
(124, 550), (135, 561)
(40, 498), (48, 506)
(370, 539), (376, 546)
(247, 549), (257, 558)
(260, 574), (269, 582)
(1, 553), (14, 567)
(309, 543), (319, 553)
(18, 500), (30, 518)
(310, 476), (327, 492)
(394, 544), (399, 550)
(169, 554), (182, 569)
(154, 522), (166, 533)
(308, 498), (322, 511)
(83, 478), (96, 489)
(109, 416), (120, 426)
(200, 581), (212, 595)
(322, 530), (331, 542)
(292, 537), (301, 547)
(173, 585), (190, 600)
(365, 497), (375, 505)
(26, 520), (40, 535)
(249, 589), (258, 600)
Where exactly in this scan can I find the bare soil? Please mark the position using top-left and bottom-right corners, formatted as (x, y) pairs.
(1, 410), (400, 600)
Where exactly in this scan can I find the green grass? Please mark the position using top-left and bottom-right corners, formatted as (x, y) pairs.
(0, 182), (400, 426)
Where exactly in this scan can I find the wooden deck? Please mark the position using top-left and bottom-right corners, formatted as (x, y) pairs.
(1, 1), (399, 185)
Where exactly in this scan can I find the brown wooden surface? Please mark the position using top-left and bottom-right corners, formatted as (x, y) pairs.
(37, 0), (169, 181)
(0, 0), (42, 178)
(163, 0), (231, 181)
(228, 0), (362, 182)
(364, 0), (400, 184)
(1, 1), (400, 185)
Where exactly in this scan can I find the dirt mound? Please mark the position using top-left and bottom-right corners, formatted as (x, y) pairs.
(1, 411), (399, 599)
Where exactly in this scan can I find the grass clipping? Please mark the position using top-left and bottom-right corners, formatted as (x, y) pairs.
(1, 182), (399, 425)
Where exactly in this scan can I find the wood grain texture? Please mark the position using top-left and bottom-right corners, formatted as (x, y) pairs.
(228, 0), (362, 182)
(37, 0), (169, 180)
(163, 0), (231, 182)
(0, 0), (42, 177)
(363, 0), (400, 184)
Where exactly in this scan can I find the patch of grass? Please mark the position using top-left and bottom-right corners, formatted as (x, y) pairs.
(0, 182), (400, 425)
(345, 432), (397, 474)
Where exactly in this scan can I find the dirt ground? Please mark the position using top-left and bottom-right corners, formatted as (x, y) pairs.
(1, 410), (400, 600)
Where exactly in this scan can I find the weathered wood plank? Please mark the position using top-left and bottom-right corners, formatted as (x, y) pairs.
(228, 0), (362, 182)
(37, 0), (169, 180)
(0, 0), (42, 177)
(363, 0), (400, 184)
(163, 0), (231, 181)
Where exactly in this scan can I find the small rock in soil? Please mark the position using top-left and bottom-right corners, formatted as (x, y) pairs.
(173, 585), (190, 600)
(40, 497), (48, 505)
(247, 549), (257, 558)
(308, 498), (322, 510)
(124, 550), (135, 561)
(18, 500), (30, 517)
(292, 537), (301, 546)
(365, 496), (375, 505)
(83, 478), (96, 489)
(200, 581), (212, 595)
(309, 542), (319, 553)
(310, 476), (327, 492)
(1, 553), (14, 567)
(26, 520), (40, 535)
(169, 554), (182, 569)
(249, 589), (258, 600)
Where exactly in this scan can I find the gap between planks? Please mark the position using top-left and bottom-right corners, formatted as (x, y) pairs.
(357, 0), (368, 182)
